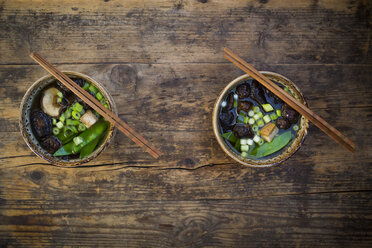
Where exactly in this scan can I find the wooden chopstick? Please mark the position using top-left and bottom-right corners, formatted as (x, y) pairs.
(223, 48), (356, 153)
(30, 52), (162, 159)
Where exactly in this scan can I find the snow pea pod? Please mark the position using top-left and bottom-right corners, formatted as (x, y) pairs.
(53, 141), (75, 156)
(251, 131), (292, 158)
(79, 135), (102, 159)
(72, 119), (109, 154)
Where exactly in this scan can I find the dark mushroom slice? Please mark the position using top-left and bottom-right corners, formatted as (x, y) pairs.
(56, 81), (70, 94)
(282, 103), (299, 124)
(276, 117), (291, 129)
(72, 78), (85, 88)
(250, 80), (267, 105)
(40, 135), (62, 154)
(264, 88), (282, 104)
(237, 101), (253, 113)
(236, 83), (251, 99)
(222, 92), (235, 112)
(30, 109), (53, 140)
(219, 111), (235, 130)
(233, 124), (254, 139)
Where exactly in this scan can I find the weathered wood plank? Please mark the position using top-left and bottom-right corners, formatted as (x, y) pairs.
(0, 0), (371, 64)
(1, 193), (371, 247)
(0, 0), (371, 247)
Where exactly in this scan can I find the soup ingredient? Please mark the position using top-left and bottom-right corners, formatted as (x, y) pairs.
(293, 124), (299, 131)
(270, 113), (278, 121)
(251, 131), (292, 158)
(79, 136), (101, 159)
(224, 92), (235, 111)
(276, 109), (282, 117)
(237, 101), (253, 113)
(219, 111), (235, 130)
(257, 119), (265, 127)
(89, 84), (98, 96)
(78, 123), (87, 132)
(56, 121), (63, 129)
(40, 135), (62, 154)
(71, 119), (109, 154)
(236, 83), (251, 98)
(41, 87), (64, 117)
(53, 140), (75, 156)
(54, 119), (108, 156)
(262, 103), (274, 112)
(250, 80), (267, 104)
(72, 110), (81, 120)
(265, 88), (281, 104)
(222, 131), (237, 143)
(52, 127), (60, 135)
(260, 123), (279, 142)
(253, 106), (261, 113)
(253, 135), (261, 143)
(241, 145), (249, 152)
(282, 103), (299, 124)
(73, 78), (85, 88)
(96, 92), (104, 101)
(263, 115), (271, 123)
(233, 124), (254, 139)
(30, 109), (52, 139)
(276, 117), (291, 129)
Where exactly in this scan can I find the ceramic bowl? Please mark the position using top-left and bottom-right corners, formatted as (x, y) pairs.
(212, 72), (309, 167)
(20, 71), (117, 166)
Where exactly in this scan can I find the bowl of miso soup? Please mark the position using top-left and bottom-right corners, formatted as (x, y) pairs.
(20, 71), (117, 166)
(213, 72), (309, 167)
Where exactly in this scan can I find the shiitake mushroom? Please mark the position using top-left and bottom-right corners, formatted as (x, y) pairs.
(282, 103), (299, 124)
(40, 87), (64, 118)
(237, 101), (253, 113)
(236, 83), (250, 98)
(250, 80), (267, 105)
(30, 109), (52, 139)
(276, 117), (291, 129)
(219, 111), (235, 130)
(233, 124), (254, 139)
(223, 92), (235, 112)
(40, 135), (62, 154)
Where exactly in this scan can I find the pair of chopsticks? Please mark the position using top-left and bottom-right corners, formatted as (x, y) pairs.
(30, 53), (162, 159)
(224, 48), (356, 153)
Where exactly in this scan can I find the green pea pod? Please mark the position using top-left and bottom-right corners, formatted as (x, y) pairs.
(53, 141), (75, 156)
(79, 135), (101, 159)
(251, 131), (292, 158)
(72, 118), (109, 154)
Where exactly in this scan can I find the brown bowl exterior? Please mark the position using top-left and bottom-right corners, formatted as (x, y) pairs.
(20, 71), (117, 166)
(212, 72), (309, 168)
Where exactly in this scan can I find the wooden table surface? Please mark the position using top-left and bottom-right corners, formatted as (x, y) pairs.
(1, 0), (371, 247)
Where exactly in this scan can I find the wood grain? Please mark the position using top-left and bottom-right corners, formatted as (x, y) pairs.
(0, 0), (371, 247)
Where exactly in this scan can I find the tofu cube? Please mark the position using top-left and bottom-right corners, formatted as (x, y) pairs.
(260, 123), (279, 143)
(80, 110), (98, 128)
